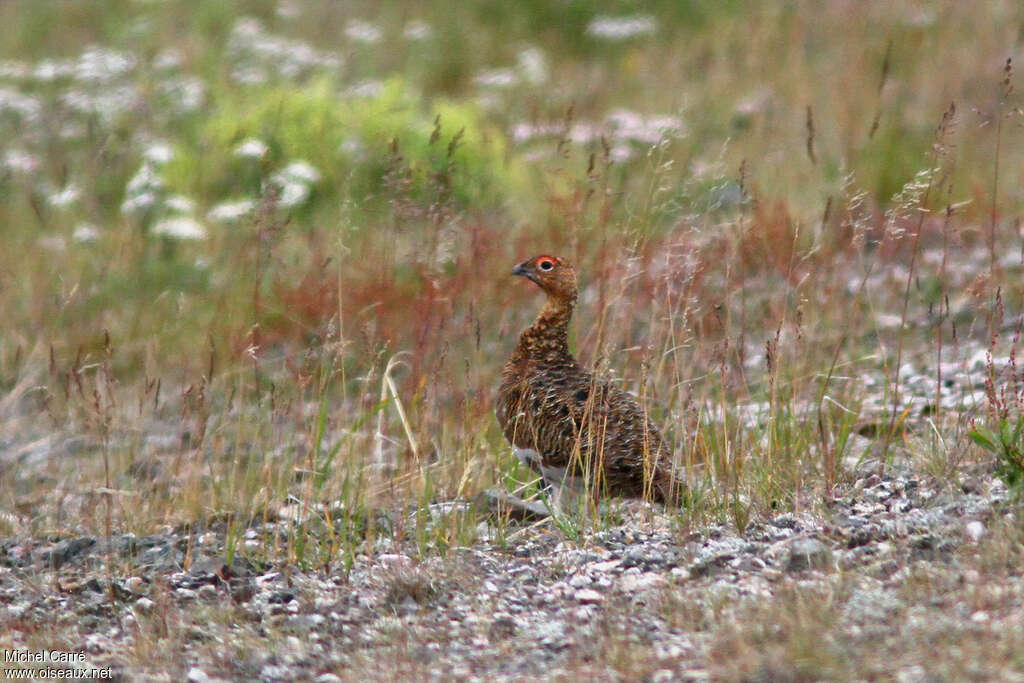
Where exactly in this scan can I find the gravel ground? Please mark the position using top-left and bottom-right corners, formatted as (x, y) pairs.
(1, 451), (1021, 681)
(2, 335), (1024, 680)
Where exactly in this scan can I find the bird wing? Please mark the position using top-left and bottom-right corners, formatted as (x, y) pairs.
(500, 364), (662, 465)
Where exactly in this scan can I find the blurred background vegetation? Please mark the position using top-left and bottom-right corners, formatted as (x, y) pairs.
(1, 0), (1022, 532)
(2, 0), (1020, 365)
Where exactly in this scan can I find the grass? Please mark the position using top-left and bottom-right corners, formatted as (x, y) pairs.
(1, 0), (1024, 678)
(706, 517), (1024, 681)
(1, 0), (1021, 538)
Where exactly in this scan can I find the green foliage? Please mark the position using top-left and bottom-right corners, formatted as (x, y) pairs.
(163, 76), (524, 212)
(472, 0), (742, 55)
(968, 419), (1024, 492)
(855, 125), (934, 203)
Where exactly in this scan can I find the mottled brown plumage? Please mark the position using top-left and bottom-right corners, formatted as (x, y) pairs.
(496, 255), (680, 505)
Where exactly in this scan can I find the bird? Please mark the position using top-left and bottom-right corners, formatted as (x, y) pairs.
(496, 254), (682, 509)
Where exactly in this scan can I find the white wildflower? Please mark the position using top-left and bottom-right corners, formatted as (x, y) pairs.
(227, 16), (341, 81)
(47, 184), (81, 208)
(38, 236), (66, 252)
(2, 149), (40, 174)
(475, 68), (518, 88)
(274, 180), (310, 208)
(142, 142), (174, 165)
(59, 121), (86, 140)
(610, 145), (634, 163)
(73, 224), (100, 243)
(339, 138), (367, 160)
(586, 15), (658, 40)
(207, 199), (255, 223)
(60, 85), (140, 124)
(235, 138), (269, 159)
(403, 21), (433, 40)
(152, 217), (207, 240)
(121, 163), (164, 215)
(165, 195), (196, 214)
(346, 80), (383, 98)
(33, 59), (74, 82)
(161, 76), (205, 112)
(231, 66), (268, 85)
(0, 60), (30, 79)
(120, 192), (157, 215)
(517, 47), (548, 84)
(569, 123), (599, 144)
(279, 161), (320, 184)
(75, 46), (135, 84)
(276, 0), (300, 19)
(125, 163), (162, 196)
(153, 49), (183, 71)
(345, 20), (381, 44)
(231, 17), (264, 40)
(0, 88), (41, 119)
(607, 109), (683, 144)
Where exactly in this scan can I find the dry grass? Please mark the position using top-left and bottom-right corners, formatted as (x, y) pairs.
(1, 1), (1024, 679)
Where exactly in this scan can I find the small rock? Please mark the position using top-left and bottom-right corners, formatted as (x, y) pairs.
(575, 588), (604, 604)
(187, 668), (211, 683)
(786, 537), (832, 572)
(473, 489), (550, 521)
(175, 588), (198, 601)
(960, 477), (983, 495)
(7, 602), (30, 619)
(574, 605), (597, 622)
(39, 537), (96, 569)
(261, 665), (296, 682)
(268, 590), (296, 604)
(590, 559), (622, 573)
(909, 535), (954, 563)
(871, 560), (900, 579)
(689, 553), (735, 578)
(536, 619), (569, 650)
(396, 596), (419, 616)
(569, 573), (591, 588)
(621, 546), (676, 570)
(965, 520), (986, 541)
(670, 566), (691, 581)
(134, 597), (156, 613)
(488, 615), (518, 640)
(378, 554), (412, 570)
(770, 514), (798, 529)
(731, 556), (766, 572)
(620, 572), (667, 593)
(230, 579), (255, 603)
(475, 521), (496, 541)
(896, 664), (928, 683)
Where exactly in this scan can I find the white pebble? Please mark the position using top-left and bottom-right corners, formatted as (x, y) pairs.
(966, 520), (986, 541)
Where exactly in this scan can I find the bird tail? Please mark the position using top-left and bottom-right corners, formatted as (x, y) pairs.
(651, 463), (700, 507)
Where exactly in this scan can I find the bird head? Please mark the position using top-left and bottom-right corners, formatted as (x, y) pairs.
(512, 255), (578, 301)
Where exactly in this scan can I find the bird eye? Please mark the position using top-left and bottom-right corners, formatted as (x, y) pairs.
(538, 259), (554, 271)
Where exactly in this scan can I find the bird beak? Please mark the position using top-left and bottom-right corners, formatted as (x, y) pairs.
(512, 262), (529, 277)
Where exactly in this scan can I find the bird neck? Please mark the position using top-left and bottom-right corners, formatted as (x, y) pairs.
(516, 294), (576, 359)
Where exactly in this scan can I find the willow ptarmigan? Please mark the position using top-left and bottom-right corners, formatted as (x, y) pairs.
(496, 254), (681, 507)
